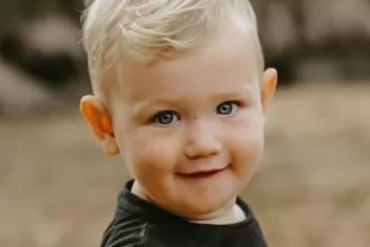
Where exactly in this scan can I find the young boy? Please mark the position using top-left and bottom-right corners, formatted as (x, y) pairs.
(80, 0), (277, 246)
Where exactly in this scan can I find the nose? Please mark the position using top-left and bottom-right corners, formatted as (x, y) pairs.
(184, 119), (222, 159)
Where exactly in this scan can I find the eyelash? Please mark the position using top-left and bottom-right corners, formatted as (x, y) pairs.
(151, 111), (180, 125)
(216, 101), (242, 115)
(149, 100), (245, 125)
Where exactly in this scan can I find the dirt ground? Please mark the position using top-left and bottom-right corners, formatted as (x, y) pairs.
(0, 83), (369, 247)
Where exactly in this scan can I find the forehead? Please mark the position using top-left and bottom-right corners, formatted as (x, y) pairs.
(114, 25), (261, 102)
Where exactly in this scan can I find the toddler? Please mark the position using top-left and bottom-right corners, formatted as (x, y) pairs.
(81, 0), (277, 246)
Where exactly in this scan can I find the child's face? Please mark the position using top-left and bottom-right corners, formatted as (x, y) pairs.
(81, 24), (277, 220)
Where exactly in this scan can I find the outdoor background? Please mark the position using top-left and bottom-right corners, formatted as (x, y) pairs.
(0, 0), (369, 246)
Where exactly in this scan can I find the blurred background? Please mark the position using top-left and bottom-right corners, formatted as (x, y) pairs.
(0, 0), (369, 246)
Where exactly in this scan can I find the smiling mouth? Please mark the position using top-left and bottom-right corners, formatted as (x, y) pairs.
(178, 166), (228, 179)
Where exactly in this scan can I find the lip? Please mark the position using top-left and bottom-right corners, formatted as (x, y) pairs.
(178, 166), (228, 179)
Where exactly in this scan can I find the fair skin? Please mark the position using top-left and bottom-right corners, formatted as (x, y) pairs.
(80, 22), (277, 225)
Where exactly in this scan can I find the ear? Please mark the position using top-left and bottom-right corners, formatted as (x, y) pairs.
(261, 68), (278, 115)
(80, 95), (119, 156)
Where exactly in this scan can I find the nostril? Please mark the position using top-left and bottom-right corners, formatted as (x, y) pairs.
(184, 142), (222, 160)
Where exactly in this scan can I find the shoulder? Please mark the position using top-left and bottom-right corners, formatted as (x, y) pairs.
(100, 180), (191, 247)
(101, 217), (198, 247)
(100, 216), (150, 247)
(101, 217), (179, 247)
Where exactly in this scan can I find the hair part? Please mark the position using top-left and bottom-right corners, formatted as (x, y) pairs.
(82, 0), (264, 102)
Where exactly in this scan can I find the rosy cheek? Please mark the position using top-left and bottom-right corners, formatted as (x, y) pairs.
(230, 118), (264, 164)
(130, 134), (180, 173)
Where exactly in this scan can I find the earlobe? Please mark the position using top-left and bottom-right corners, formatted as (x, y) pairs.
(101, 134), (120, 156)
(261, 68), (278, 115)
(80, 95), (120, 156)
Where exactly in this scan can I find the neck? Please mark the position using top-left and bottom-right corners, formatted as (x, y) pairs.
(189, 203), (246, 225)
(131, 181), (246, 225)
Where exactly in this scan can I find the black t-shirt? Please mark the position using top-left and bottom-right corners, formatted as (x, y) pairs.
(101, 180), (269, 247)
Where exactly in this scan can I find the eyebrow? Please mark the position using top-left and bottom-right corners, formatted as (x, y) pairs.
(211, 84), (255, 101)
(211, 90), (253, 101)
(131, 98), (185, 120)
(134, 98), (185, 110)
(131, 84), (255, 118)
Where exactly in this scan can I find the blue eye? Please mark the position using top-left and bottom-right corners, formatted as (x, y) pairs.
(154, 111), (180, 125)
(216, 102), (238, 115)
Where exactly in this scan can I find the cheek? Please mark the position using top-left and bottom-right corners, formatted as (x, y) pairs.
(228, 114), (265, 174)
(119, 128), (182, 177)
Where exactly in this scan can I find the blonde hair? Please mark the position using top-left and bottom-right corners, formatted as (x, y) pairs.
(82, 0), (263, 100)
